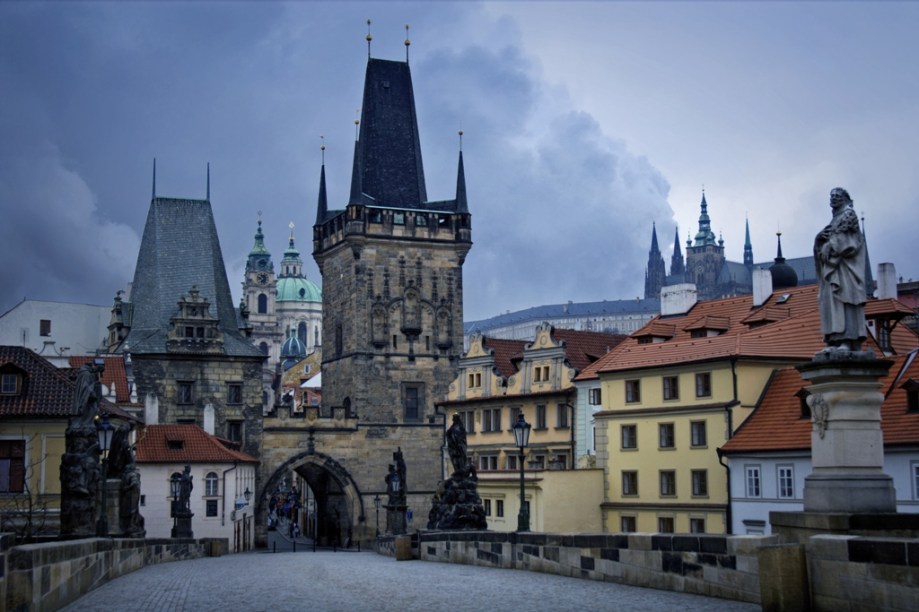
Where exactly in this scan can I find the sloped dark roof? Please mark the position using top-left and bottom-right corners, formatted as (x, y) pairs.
(355, 58), (427, 209)
(124, 197), (261, 357)
(482, 337), (528, 379)
(1, 346), (134, 420)
(551, 328), (626, 371)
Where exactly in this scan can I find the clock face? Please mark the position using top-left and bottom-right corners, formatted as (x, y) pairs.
(257, 272), (269, 285)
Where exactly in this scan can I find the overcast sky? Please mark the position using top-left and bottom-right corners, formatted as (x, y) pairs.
(1, 1), (916, 323)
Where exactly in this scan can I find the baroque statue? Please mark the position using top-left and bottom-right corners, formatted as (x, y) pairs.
(814, 187), (867, 351)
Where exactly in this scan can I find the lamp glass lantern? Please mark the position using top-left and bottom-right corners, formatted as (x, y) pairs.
(244, 487), (252, 503)
(512, 412), (531, 532)
(95, 413), (114, 537)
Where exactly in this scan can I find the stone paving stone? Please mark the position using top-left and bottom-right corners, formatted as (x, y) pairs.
(59, 550), (760, 612)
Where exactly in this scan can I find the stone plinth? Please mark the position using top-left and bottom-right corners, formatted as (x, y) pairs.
(796, 354), (895, 513)
(172, 512), (194, 538)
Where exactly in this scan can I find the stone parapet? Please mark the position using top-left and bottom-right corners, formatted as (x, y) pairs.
(0, 535), (225, 612)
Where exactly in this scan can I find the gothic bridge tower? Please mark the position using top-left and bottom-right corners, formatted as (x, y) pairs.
(259, 48), (471, 546)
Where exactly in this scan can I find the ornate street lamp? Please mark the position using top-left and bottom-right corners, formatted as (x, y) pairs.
(373, 494), (381, 536)
(95, 412), (114, 537)
(244, 487), (252, 504)
(170, 472), (181, 532)
(512, 412), (531, 532)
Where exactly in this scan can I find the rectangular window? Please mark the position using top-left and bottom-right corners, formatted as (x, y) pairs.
(690, 421), (707, 447)
(227, 421), (242, 443)
(467, 372), (482, 389)
(658, 517), (675, 533)
(625, 379), (641, 403)
(484, 499), (492, 516)
(1, 374), (20, 395)
(621, 471), (638, 496)
(588, 388), (602, 405)
(460, 410), (475, 434)
(551, 453), (568, 470)
(393, 212), (405, 225)
(621, 424), (637, 449)
(227, 383), (243, 405)
(506, 454), (519, 471)
(483, 408), (502, 432)
(536, 405), (547, 429)
(177, 381), (194, 404)
(659, 470), (676, 496)
(39, 319), (51, 336)
(534, 366), (541, 382)
(529, 454), (546, 470)
(663, 376), (679, 400)
(556, 404), (569, 428)
(496, 499), (505, 517)
(658, 423), (675, 449)
(478, 455), (498, 471)
(745, 465), (762, 498)
(620, 516), (636, 533)
(691, 470), (708, 496)
(403, 384), (421, 421)
(206, 499), (218, 517)
(778, 465), (795, 499)
(695, 372), (712, 398)
(690, 518), (706, 534)
(0, 440), (26, 493)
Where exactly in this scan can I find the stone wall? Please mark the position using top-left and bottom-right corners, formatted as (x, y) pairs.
(0, 535), (225, 612)
(381, 531), (767, 604)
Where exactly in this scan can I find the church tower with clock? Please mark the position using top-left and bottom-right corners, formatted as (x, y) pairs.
(243, 215), (282, 364)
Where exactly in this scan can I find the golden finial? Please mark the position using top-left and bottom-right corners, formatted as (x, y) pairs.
(366, 19), (372, 58)
(320, 135), (325, 163)
(354, 109), (360, 140)
(458, 129), (464, 152)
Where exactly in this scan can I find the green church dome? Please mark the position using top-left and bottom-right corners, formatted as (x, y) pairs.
(277, 277), (322, 303)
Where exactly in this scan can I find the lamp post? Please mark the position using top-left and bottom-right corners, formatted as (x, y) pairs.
(244, 487), (252, 504)
(95, 412), (114, 537)
(373, 494), (381, 536)
(512, 412), (531, 532)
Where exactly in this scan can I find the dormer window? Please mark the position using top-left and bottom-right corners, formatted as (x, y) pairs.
(167, 439), (184, 450)
(796, 388), (811, 419)
(1, 373), (21, 395)
(901, 379), (919, 413)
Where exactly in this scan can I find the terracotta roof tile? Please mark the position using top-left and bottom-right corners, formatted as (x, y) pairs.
(577, 286), (918, 381)
(721, 351), (919, 453)
(551, 328), (627, 371)
(684, 315), (731, 332)
(0, 346), (135, 421)
(482, 337), (528, 379)
(135, 424), (257, 464)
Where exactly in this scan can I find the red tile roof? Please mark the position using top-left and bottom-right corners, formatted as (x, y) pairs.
(1, 346), (134, 421)
(551, 328), (627, 371)
(135, 424), (257, 464)
(69, 355), (132, 403)
(577, 286), (919, 380)
(482, 337), (527, 378)
(720, 350), (919, 453)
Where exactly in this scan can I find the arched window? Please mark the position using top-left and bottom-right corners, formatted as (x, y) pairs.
(257, 293), (268, 314)
(205, 472), (219, 497)
(259, 342), (269, 356)
(298, 322), (307, 345)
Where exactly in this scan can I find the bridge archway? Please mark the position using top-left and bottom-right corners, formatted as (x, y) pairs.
(257, 451), (366, 547)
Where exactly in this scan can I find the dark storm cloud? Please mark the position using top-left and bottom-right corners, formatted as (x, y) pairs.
(0, 2), (673, 322)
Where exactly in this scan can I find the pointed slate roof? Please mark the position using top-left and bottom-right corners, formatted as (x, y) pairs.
(125, 197), (262, 357)
(355, 58), (427, 208)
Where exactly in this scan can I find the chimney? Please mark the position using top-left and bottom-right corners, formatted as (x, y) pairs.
(752, 268), (773, 307)
(877, 262), (897, 299)
(661, 283), (698, 316)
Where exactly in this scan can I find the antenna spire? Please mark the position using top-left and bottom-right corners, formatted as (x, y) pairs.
(206, 162), (210, 200)
(366, 19), (372, 59)
(405, 24), (411, 63)
(320, 135), (325, 164)
(151, 157), (156, 199)
(354, 109), (360, 141)
(458, 129), (463, 152)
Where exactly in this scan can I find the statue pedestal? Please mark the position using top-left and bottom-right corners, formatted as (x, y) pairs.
(385, 505), (407, 535)
(797, 353), (895, 513)
(172, 511), (194, 538)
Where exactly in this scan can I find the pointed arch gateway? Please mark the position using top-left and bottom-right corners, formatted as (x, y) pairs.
(257, 451), (366, 547)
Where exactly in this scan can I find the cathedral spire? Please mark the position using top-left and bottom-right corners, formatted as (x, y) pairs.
(670, 225), (684, 276)
(245, 212), (272, 273)
(644, 223), (666, 299)
(743, 216), (753, 268)
(650, 222), (661, 254)
(693, 190), (717, 247)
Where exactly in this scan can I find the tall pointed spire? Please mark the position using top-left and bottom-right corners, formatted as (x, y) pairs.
(693, 190), (717, 247)
(644, 223), (666, 299)
(152, 158), (157, 200)
(743, 217), (754, 268)
(455, 130), (467, 213)
(404, 24), (411, 64)
(366, 19), (372, 59)
(670, 225), (684, 276)
(316, 138), (328, 224)
(769, 231), (798, 288)
(650, 222), (661, 254)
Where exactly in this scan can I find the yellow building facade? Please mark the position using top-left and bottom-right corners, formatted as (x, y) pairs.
(581, 284), (831, 534)
(440, 323), (624, 532)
